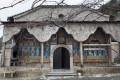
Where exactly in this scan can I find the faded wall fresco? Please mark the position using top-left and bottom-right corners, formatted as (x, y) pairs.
(73, 42), (80, 59)
(44, 42), (50, 60)
(83, 28), (109, 61)
(19, 32), (41, 60)
(83, 46), (108, 60)
(18, 28), (109, 64)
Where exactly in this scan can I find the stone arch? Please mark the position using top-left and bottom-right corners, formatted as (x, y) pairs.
(51, 44), (73, 57)
(50, 44), (73, 71)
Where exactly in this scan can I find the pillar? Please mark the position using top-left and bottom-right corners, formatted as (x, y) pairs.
(80, 42), (83, 67)
(41, 42), (44, 66)
(1, 42), (6, 67)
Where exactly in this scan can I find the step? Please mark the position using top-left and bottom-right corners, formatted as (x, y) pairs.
(46, 73), (77, 76)
(46, 69), (77, 77)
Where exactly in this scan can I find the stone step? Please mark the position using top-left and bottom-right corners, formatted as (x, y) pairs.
(46, 69), (77, 77)
(46, 73), (77, 77)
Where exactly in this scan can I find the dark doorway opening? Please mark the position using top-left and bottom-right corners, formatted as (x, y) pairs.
(53, 47), (70, 69)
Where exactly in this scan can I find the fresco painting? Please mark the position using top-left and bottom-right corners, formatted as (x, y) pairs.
(44, 42), (50, 60)
(83, 29), (109, 60)
(49, 34), (57, 44)
(19, 28), (109, 62)
(66, 35), (74, 43)
(57, 29), (66, 44)
(73, 42), (80, 59)
(19, 33), (41, 60)
(83, 46), (108, 60)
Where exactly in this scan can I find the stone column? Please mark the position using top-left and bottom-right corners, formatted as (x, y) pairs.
(80, 42), (83, 67)
(2, 42), (6, 67)
(41, 42), (44, 66)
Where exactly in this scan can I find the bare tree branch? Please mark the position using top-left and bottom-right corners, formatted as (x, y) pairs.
(0, 0), (26, 10)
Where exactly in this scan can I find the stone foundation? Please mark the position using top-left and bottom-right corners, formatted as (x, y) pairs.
(1, 66), (120, 78)
(75, 66), (120, 74)
(0, 67), (50, 78)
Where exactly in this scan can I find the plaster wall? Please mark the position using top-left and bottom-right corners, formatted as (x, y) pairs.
(13, 7), (109, 21)
(111, 42), (119, 63)
(3, 23), (120, 42)
(4, 49), (12, 67)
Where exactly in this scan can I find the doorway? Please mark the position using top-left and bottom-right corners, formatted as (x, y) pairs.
(53, 47), (70, 69)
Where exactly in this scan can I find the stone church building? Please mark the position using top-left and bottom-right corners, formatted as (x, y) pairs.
(1, 5), (120, 76)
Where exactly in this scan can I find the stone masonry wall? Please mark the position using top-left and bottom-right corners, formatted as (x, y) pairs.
(0, 67), (50, 78)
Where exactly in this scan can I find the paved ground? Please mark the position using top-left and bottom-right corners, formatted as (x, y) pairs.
(0, 74), (120, 80)
(51, 77), (120, 80)
(36, 74), (120, 80)
(37, 76), (120, 80)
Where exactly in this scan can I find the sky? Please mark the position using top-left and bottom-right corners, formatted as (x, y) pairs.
(0, 0), (110, 38)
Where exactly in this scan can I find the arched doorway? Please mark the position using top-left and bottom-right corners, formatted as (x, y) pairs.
(53, 47), (70, 69)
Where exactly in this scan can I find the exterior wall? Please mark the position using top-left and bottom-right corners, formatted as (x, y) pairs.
(3, 23), (120, 43)
(3, 24), (120, 67)
(111, 42), (119, 63)
(1, 67), (120, 78)
(74, 66), (120, 74)
(115, 11), (120, 21)
(4, 49), (12, 67)
(0, 67), (50, 78)
(13, 7), (109, 21)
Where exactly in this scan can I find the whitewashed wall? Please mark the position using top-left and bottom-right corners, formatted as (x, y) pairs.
(111, 42), (119, 63)
(4, 49), (12, 67)
(13, 7), (109, 21)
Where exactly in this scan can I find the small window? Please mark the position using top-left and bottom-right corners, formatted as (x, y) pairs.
(58, 14), (64, 19)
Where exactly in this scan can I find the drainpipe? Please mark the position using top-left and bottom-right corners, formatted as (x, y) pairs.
(80, 42), (83, 67)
